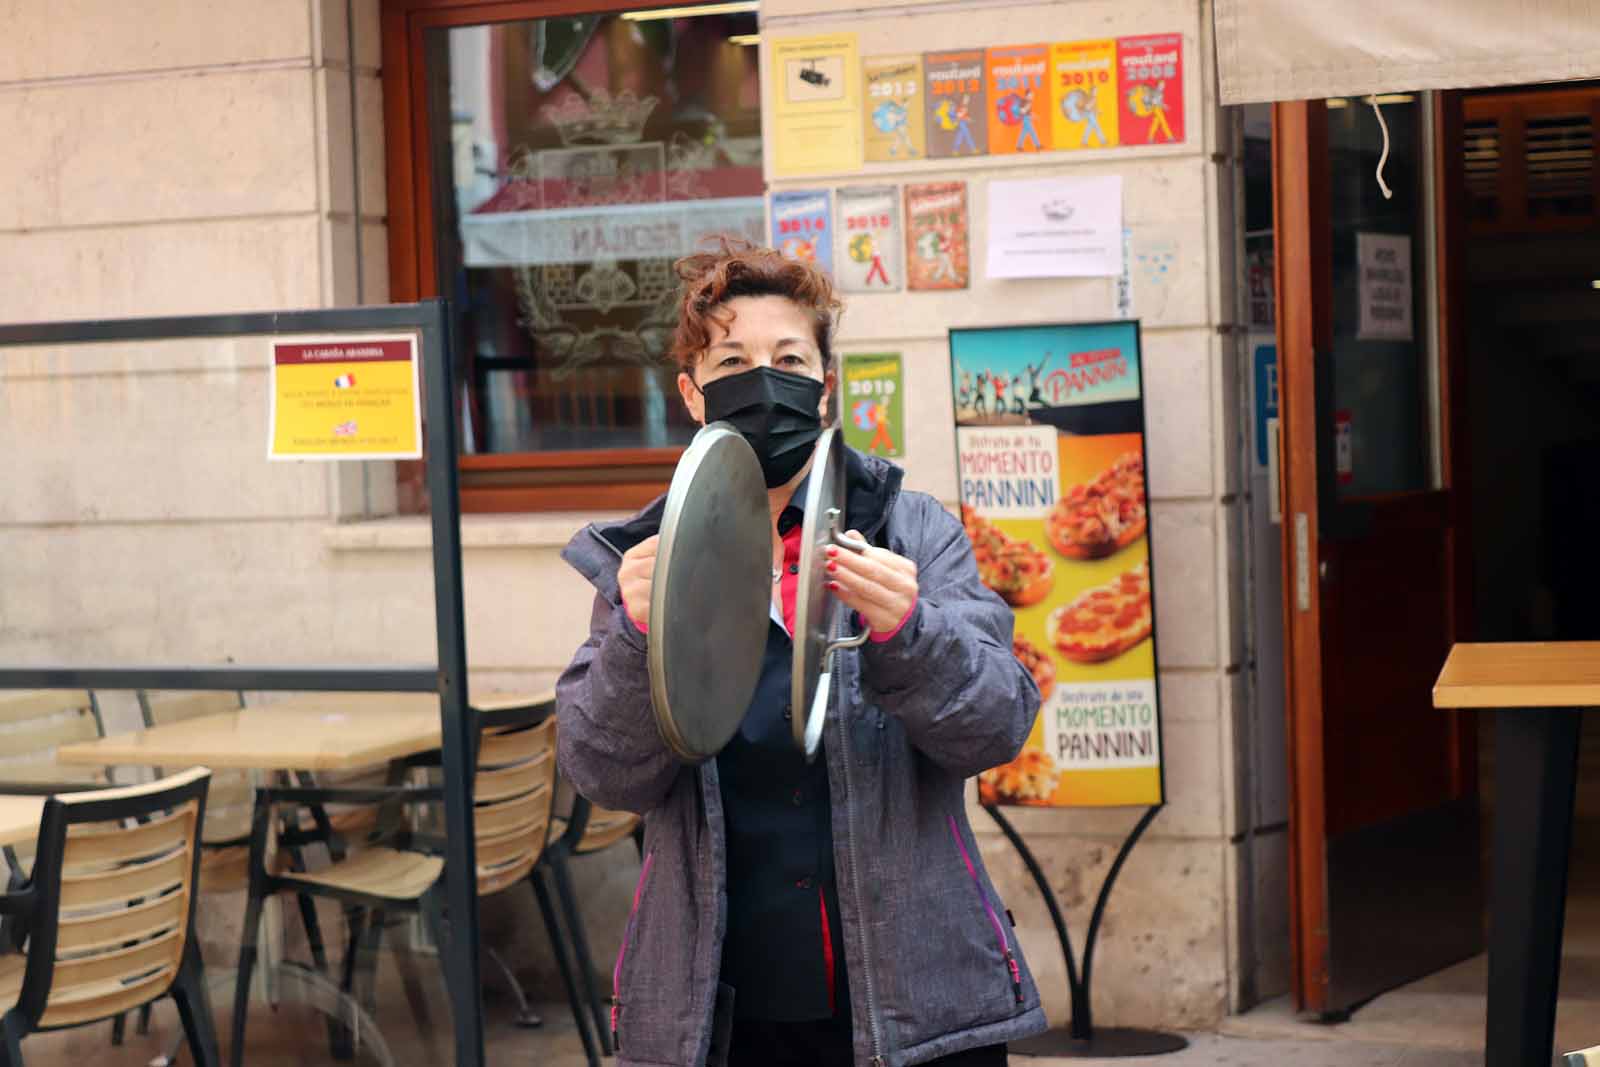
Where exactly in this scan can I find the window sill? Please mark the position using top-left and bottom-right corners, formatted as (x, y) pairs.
(324, 512), (633, 553)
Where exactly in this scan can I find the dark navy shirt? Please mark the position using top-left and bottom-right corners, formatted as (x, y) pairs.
(716, 497), (848, 1022)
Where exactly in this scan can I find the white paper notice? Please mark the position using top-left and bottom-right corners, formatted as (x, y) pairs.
(986, 175), (1123, 279)
(1357, 232), (1413, 341)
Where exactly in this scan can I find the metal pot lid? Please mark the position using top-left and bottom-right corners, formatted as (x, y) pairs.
(648, 422), (771, 763)
(791, 429), (870, 760)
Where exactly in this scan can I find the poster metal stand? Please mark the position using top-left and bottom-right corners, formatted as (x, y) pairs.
(987, 804), (1188, 1058)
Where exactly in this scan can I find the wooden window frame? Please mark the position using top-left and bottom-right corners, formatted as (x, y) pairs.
(382, 0), (700, 513)
(1462, 86), (1600, 238)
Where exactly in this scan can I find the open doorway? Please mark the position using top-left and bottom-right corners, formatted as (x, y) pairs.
(1231, 85), (1600, 1050)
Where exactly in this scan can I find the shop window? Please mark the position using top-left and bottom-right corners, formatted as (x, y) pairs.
(385, 1), (764, 511)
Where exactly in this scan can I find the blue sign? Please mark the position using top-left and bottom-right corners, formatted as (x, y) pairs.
(1253, 343), (1277, 467)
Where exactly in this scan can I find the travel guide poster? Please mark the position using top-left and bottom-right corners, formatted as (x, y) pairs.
(951, 321), (1165, 807)
(924, 48), (987, 158)
(985, 44), (1052, 155)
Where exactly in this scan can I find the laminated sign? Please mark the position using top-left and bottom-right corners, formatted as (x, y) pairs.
(771, 189), (833, 276)
(986, 44), (1052, 155)
(905, 181), (970, 291)
(835, 186), (902, 293)
(950, 320), (1165, 808)
(1117, 33), (1184, 145)
(841, 353), (904, 458)
(863, 55), (927, 162)
(924, 49), (988, 158)
(1050, 39), (1120, 150)
(269, 336), (422, 461)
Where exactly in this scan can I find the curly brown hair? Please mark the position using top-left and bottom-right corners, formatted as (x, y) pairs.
(670, 237), (843, 374)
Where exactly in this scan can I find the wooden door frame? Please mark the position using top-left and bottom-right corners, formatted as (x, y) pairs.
(1272, 93), (1476, 1011)
(1272, 98), (1332, 1010)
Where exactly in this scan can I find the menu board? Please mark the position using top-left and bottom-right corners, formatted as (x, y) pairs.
(952, 321), (1165, 808)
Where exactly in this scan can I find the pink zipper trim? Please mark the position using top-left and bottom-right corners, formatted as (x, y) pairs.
(611, 850), (655, 1043)
(949, 816), (1024, 1003)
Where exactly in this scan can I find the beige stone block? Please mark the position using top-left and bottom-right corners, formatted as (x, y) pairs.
(1219, 495), (1248, 668)
(0, 69), (317, 231)
(1142, 329), (1213, 500)
(0, 367), (328, 525)
(325, 216), (359, 307)
(360, 222), (390, 305)
(978, 831), (1230, 1028)
(0, 215), (324, 321)
(358, 73), (388, 218)
(0, 0), (313, 83)
(1214, 329), (1245, 497)
(1252, 829), (1294, 1001)
(316, 0), (383, 71)
(1160, 669), (1221, 724)
(1151, 502), (1219, 669)
(460, 548), (601, 675)
(1127, 220), (1209, 329)
(834, 338), (957, 503)
(318, 67), (358, 219)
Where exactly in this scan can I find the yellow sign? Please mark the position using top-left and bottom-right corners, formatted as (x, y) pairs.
(770, 33), (863, 177)
(1050, 39), (1120, 150)
(863, 55), (927, 162)
(269, 336), (422, 460)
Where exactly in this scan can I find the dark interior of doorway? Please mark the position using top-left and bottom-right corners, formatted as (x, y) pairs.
(1461, 83), (1600, 1028)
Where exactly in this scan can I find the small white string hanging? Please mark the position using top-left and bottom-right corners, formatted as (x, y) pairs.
(1369, 95), (1394, 200)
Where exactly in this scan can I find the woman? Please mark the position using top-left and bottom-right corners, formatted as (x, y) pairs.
(557, 240), (1046, 1067)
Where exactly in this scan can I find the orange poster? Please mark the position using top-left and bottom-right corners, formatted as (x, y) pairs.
(1050, 40), (1119, 150)
(985, 44), (1051, 155)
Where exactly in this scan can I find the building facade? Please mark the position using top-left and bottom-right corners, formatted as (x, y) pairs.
(0, 0), (1285, 1031)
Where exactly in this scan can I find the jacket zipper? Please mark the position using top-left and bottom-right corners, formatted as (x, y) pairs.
(611, 848), (656, 1049)
(948, 816), (1024, 1005)
(833, 627), (887, 1067)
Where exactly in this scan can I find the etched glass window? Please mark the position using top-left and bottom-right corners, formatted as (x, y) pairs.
(433, 9), (764, 456)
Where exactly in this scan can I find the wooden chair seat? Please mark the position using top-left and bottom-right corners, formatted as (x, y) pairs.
(550, 807), (639, 854)
(277, 847), (444, 902)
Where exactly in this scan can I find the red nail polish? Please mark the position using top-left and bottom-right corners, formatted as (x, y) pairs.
(826, 561), (838, 573)
(827, 581), (840, 590)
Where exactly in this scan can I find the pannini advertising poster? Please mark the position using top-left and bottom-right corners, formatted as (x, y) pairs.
(923, 49), (987, 158)
(863, 55), (927, 162)
(952, 321), (1165, 807)
(269, 336), (422, 460)
(986, 44), (1052, 155)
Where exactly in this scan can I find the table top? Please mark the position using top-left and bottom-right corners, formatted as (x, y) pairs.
(0, 796), (45, 848)
(56, 690), (555, 773)
(1434, 642), (1600, 709)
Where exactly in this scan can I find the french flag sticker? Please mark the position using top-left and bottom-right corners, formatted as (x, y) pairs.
(333, 373), (356, 389)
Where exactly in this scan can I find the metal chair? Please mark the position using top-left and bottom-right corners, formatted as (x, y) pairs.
(229, 706), (600, 1067)
(0, 767), (219, 1066)
(538, 789), (642, 1057)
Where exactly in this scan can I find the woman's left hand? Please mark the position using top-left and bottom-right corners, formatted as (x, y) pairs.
(827, 531), (919, 636)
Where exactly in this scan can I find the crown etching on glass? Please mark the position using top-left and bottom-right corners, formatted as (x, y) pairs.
(540, 89), (659, 145)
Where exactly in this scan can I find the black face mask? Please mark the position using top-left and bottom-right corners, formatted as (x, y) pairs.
(699, 366), (825, 488)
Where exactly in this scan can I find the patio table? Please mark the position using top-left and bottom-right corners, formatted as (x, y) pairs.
(1434, 641), (1600, 1067)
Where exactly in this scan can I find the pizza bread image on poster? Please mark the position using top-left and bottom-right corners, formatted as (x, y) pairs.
(835, 185), (903, 293)
(923, 48), (987, 158)
(986, 44), (1051, 155)
(905, 181), (969, 291)
(950, 321), (1165, 809)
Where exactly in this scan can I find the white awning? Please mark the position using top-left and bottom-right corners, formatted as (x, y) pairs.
(461, 197), (767, 269)
(1215, 0), (1600, 105)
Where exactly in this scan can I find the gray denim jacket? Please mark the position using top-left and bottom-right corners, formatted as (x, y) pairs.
(556, 450), (1048, 1067)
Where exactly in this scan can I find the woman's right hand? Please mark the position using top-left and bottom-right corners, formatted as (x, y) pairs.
(619, 535), (659, 632)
